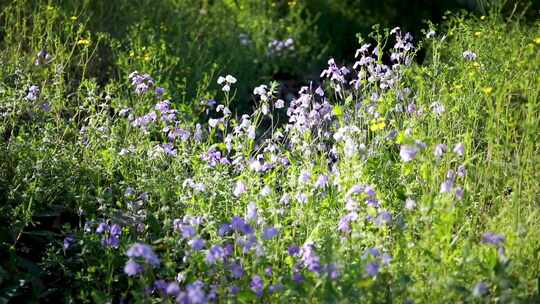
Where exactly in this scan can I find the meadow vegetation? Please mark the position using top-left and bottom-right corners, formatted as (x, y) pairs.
(0, 0), (539, 303)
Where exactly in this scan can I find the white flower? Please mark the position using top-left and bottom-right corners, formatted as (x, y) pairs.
(225, 75), (237, 84)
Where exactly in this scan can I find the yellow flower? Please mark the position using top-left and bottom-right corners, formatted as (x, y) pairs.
(76, 39), (90, 46)
(534, 37), (540, 45)
(474, 31), (482, 37)
(70, 16), (77, 21)
(482, 87), (493, 95)
(480, 15), (486, 20)
(369, 118), (386, 132)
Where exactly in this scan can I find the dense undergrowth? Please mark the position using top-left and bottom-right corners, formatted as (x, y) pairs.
(0, 0), (539, 303)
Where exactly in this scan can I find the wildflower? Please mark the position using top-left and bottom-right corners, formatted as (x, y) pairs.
(262, 227), (278, 240)
(176, 223), (196, 239)
(128, 71), (154, 94)
(35, 50), (52, 66)
(472, 282), (489, 297)
(155, 87), (165, 96)
(189, 238), (206, 251)
(110, 224), (122, 236)
(184, 281), (207, 304)
(453, 142), (465, 156)
(482, 87), (493, 95)
(298, 170), (311, 184)
(457, 165), (467, 178)
(292, 271), (303, 283)
(296, 193), (308, 204)
(231, 217), (252, 234)
(25, 85), (40, 101)
(160, 143), (177, 156)
(233, 181), (247, 197)
(63, 235), (75, 250)
(96, 223), (109, 234)
(126, 243), (160, 267)
(300, 243), (321, 273)
(124, 259), (143, 276)
(76, 38), (90, 46)
(430, 102), (445, 116)
(462, 50), (477, 61)
(481, 232), (505, 247)
(269, 284), (284, 294)
(400, 144), (418, 162)
(275, 99), (285, 108)
(440, 179), (453, 193)
(250, 275), (264, 297)
(455, 187), (464, 200)
(166, 282), (181, 297)
(365, 262), (380, 277)
(205, 245), (225, 264)
(314, 174), (329, 189)
(405, 198), (416, 210)
(217, 74), (237, 92)
(375, 211), (392, 226)
(230, 262), (244, 279)
(246, 202), (258, 222)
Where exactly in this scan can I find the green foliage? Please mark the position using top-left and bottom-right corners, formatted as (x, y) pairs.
(0, 0), (539, 303)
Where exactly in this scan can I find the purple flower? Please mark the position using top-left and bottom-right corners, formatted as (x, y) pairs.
(453, 142), (465, 156)
(375, 211), (392, 226)
(400, 145), (418, 162)
(230, 262), (244, 279)
(189, 238), (206, 251)
(96, 223), (109, 234)
(298, 170), (311, 184)
(481, 232), (505, 247)
(301, 243), (321, 273)
(315, 174), (329, 189)
(472, 282), (488, 297)
(457, 165), (467, 178)
(233, 181), (247, 197)
(288, 245), (300, 256)
(292, 271), (303, 283)
(229, 285), (240, 296)
(269, 284), (284, 294)
(250, 275), (264, 298)
(185, 280), (207, 304)
(262, 227), (278, 240)
(365, 262), (380, 277)
(455, 187), (464, 200)
(218, 223), (231, 236)
(440, 179), (454, 193)
(155, 87), (165, 96)
(246, 202), (258, 222)
(124, 259), (143, 276)
(63, 235), (75, 250)
(110, 224), (122, 236)
(126, 243), (160, 267)
(325, 263), (340, 279)
(179, 224), (196, 239)
(275, 99), (285, 109)
(25, 85), (40, 101)
(231, 216), (252, 234)
(434, 144), (447, 158)
(166, 282), (181, 297)
(463, 50), (477, 61)
(160, 143), (177, 156)
(128, 71), (155, 94)
(102, 235), (120, 248)
(205, 245), (225, 264)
